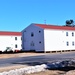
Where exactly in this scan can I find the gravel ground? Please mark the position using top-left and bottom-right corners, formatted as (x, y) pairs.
(26, 70), (66, 75)
(0, 52), (45, 59)
(64, 70), (75, 75)
(27, 70), (75, 75)
(0, 65), (29, 72)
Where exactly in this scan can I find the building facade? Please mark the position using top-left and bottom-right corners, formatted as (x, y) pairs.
(22, 23), (75, 52)
(0, 31), (22, 52)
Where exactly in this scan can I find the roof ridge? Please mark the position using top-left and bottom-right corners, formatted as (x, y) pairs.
(0, 31), (21, 36)
(35, 23), (75, 31)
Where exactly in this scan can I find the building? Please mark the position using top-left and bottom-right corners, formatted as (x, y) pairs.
(22, 23), (75, 52)
(0, 31), (22, 52)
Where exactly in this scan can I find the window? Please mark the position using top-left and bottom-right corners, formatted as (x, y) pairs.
(66, 42), (69, 46)
(39, 41), (41, 44)
(21, 37), (22, 40)
(72, 32), (74, 36)
(15, 44), (17, 48)
(21, 44), (22, 47)
(66, 32), (68, 36)
(31, 41), (34, 46)
(15, 37), (17, 40)
(31, 32), (34, 37)
(72, 41), (74, 46)
(39, 31), (41, 33)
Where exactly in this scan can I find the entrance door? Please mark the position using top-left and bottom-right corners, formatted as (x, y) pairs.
(30, 41), (35, 51)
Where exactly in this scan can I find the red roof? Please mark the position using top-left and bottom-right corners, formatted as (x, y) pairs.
(0, 31), (21, 36)
(35, 24), (75, 31)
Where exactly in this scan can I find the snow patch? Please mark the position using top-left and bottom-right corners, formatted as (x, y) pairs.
(0, 60), (75, 75)
(0, 64), (47, 75)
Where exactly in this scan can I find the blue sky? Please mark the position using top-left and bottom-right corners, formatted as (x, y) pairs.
(0, 0), (75, 31)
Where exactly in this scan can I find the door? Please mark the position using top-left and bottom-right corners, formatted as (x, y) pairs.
(30, 41), (35, 51)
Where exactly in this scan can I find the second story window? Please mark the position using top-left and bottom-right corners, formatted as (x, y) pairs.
(66, 32), (68, 36)
(15, 37), (17, 40)
(39, 31), (41, 33)
(21, 37), (22, 40)
(72, 32), (74, 36)
(39, 41), (41, 44)
(31, 32), (34, 37)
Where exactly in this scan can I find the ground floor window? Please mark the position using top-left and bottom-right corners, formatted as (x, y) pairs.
(31, 41), (34, 46)
(15, 44), (18, 48)
(66, 42), (69, 46)
(72, 41), (74, 46)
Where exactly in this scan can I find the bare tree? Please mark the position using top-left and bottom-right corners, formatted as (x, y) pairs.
(66, 19), (75, 27)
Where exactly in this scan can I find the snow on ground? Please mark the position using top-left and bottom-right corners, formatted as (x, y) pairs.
(0, 64), (47, 75)
(0, 60), (75, 75)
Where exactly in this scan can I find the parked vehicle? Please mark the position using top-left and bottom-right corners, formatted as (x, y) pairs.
(3, 47), (13, 53)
